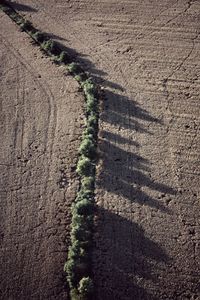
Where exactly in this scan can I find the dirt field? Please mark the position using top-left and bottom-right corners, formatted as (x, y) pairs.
(0, 10), (86, 300)
(1, 0), (200, 299)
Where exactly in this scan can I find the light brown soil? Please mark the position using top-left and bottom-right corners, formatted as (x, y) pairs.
(0, 10), (85, 300)
(2, 1), (200, 299)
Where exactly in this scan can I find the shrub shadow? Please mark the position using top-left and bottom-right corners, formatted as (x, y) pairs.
(4, 1), (37, 12)
(93, 207), (171, 300)
(4, 19), (175, 297)
(97, 137), (175, 213)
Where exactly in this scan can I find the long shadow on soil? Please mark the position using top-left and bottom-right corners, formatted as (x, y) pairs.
(5, 19), (174, 296)
(97, 89), (176, 212)
(93, 206), (171, 300)
(4, 1), (37, 12)
(97, 135), (175, 213)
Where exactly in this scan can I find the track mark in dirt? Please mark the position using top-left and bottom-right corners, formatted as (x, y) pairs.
(2, 0), (200, 299)
(0, 11), (85, 300)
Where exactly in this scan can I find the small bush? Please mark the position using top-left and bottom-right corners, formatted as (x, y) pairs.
(71, 220), (91, 240)
(74, 199), (93, 216)
(78, 277), (94, 299)
(83, 125), (95, 136)
(19, 20), (32, 31)
(75, 189), (94, 205)
(76, 157), (94, 177)
(68, 62), (82, 74)
(70, 289), (80, 300)
(41, 39), (57, 54)
(58, 51), (69, 63)
(79, 137), (96, 159)
(33, 31), (45, 42)
(87, 113), (98, 128)
(68, 240), (82, 259)
(0, 5), (10, 13)
(74, 73), (87, 83)
(82, 79), (96, 95)
(71, 211), (93, 231)
(86, 94), (97, 113)
(81, 177), (94, 190)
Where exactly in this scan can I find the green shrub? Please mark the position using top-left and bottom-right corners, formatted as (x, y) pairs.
(78, 277), (93, 299)
(58, 51), (69, 63)
(82, 79), (96, 95)
(71, 221), (91, 240)
(64, 258), (77, 288)
(79, 137), (96, 159)
(19, 20), (32, 31)
(74, 199), (93, 216)
(74, 73), (87, 83)
(76, 189), (94, 204)
(33, 31), (45, 42)
(68, 62), (82, 74)
(71, 211), (93, 235)
(65, 258), (88, 291)
(70, 289), (80, 300)
(81, 177), (94, 190)
(0, 5), (10, 12)
(86, 94), (97, 113)
(10, 12), (18, 21)
(41, 39), (57, 54)
(87, 113), (98, 128)
(74, 75), (82, 82)
(76, 157), (94, 176)
(83, 125), (95, 136)
(68, 240), (83, 259)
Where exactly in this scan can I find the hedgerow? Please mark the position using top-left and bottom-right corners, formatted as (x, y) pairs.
(0, 3), (99, 299)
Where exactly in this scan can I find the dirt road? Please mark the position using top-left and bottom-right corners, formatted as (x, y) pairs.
(0, 11), (85, 299)
(1, 1), (200, 299)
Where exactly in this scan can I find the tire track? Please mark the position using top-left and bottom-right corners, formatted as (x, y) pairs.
(0, 34), (57, 195)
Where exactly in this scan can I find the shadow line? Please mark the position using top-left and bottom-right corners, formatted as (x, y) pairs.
(4, 1), (37, 12)
(93, 207), (171, 300)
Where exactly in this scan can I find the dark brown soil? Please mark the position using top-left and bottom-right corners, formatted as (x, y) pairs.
(0, 11), (85, 300)
(1, 1), (200, 299)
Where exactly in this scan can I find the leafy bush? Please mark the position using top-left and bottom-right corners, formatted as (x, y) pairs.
(83, 125), (95, 136)
(81, 177), (94, 190)
(82, 79), (96, 95)
(41, 39), (57, 54)
(74, 199), (93, 216)
(78, 277), (94, 299)
(33, 31), (45, 42)
(87, 113), (98, 128)
(74, 73), (87, 83)
(79, 137), (96, 159)
(68, 62), (82, 74)
(19, 20), (32, 31)
(0, 4), (10, 13)
(75, 190), (94, 206)
(71, 226), (91, 242)
(71, 211), (93, 231)
(59, 51), (69, 63)
(76, 157), (94, 177)
(86, 94), (97, 114)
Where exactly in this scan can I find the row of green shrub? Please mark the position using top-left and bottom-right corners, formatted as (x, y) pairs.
(0, 3), (99, 299)
(64, 76), (98, 299)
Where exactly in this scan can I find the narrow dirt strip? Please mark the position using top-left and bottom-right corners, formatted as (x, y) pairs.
(0, 4), (100, 300)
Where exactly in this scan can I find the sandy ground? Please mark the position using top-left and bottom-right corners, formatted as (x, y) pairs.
(0, 10), (85, 300)
(1, 0), (200, 299)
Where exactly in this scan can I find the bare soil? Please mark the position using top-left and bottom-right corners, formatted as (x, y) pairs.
(1, 1), (200, 299)
(0, 10), (85, 300)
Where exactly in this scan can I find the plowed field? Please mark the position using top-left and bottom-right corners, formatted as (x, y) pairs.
(1, 1), (200, 299)
(0, 10), (85, 300)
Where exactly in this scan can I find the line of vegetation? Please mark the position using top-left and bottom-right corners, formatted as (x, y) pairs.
(0, 3), (99, 299)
